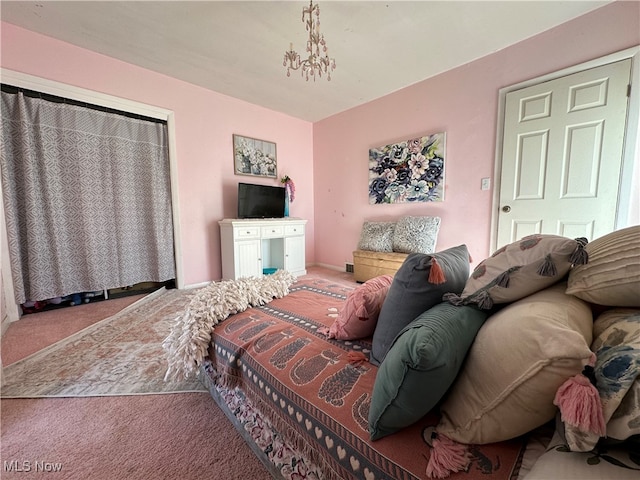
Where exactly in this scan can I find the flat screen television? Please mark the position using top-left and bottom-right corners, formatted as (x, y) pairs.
(237, 182), (286, 219)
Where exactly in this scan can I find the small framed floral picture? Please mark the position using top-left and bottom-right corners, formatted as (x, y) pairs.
(233, 134), (277, 178)
(368, 132), (445, 204)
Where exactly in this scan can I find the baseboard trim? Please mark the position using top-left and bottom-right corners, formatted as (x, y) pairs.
(309, 262), (343, 272)
(182, 281), (211, 290)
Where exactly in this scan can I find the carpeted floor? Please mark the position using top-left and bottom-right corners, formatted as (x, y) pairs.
(1, 393), (272, 480)
(0, 267), (357, 479)
(1, 288), (205, 397)
(1, 293), (146, 366)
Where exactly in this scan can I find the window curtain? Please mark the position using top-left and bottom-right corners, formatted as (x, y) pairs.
(0, 90), (176, 305)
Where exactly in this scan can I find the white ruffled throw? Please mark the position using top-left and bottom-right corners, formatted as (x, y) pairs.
(163, 270), (296, 381)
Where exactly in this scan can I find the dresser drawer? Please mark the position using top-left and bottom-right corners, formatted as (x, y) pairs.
(285, 224), (304, 236)
(234, 226), (260, 239)
(261, 225), (285, 238)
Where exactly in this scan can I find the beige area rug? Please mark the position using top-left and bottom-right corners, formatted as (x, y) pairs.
(1, 288), (206, 398)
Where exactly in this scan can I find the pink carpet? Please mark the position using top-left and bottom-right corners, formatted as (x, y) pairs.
(1, 393), (271, 479)
(2, 294), (145, 365)
(0, 268), (358, 479)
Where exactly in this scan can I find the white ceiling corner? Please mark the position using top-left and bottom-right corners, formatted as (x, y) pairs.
(1, 1), (611, 122)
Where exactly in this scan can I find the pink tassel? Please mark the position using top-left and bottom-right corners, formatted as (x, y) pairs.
(553, 354), (606, 437)
(428, 258), (447, 284)
(347, 351), (368, 365)
(355, 303), (368, 319)
(426, 434), (471, 479)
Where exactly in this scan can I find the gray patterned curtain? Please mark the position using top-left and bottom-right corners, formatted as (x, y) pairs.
(0, 90), (175, 305)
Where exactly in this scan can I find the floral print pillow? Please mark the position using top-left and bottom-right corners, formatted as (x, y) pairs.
(564, 309), (640, 452)
(357, 221), (396, 252)
(526, 429), (640, 479)
(391, 216), (440, 254)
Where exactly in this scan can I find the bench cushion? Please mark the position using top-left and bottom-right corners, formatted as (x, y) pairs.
(357, 221), (396, 252)
(392, 216), (440, 254)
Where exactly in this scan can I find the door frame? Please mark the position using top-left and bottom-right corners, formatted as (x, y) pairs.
(490, 46), (640, 254)
(0, 68), (185, 325)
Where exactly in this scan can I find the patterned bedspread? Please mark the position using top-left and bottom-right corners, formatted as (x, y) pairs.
(205, 276), (526, 480)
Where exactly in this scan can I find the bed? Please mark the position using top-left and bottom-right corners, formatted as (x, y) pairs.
(199, 275), (529, 480)
(165, 225), (639, 480)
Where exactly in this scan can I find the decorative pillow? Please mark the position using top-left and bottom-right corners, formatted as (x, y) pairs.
(369, 303), (488, 441)
(562, 308), (640, 452)
(436, 283), (593, 445)
(357, 222), (396, 252)
(326, 275), (393, 340)
(392, 216), (441, 254)
(566, 225), (640, 306)
(445, 234), (588, 310)
(370, 244), (470, 366)
(525, 430), (640, 480)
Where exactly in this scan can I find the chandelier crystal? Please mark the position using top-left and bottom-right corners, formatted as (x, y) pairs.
(283, 0), (336, 81)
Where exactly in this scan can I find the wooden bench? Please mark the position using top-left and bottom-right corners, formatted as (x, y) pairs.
(352, 250), (409, 283)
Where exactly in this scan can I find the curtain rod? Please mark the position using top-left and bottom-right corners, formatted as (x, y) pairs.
(1, 83), (167, 125)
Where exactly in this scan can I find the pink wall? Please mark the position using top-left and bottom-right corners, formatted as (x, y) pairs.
(0, 22), (314, 286)
(2, 1), (639, 286)
(313, 1), (640, 269)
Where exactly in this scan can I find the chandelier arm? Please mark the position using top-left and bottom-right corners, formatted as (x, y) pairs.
(283, 0), (335, 82)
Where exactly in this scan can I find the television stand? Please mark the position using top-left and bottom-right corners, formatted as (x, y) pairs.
(218, 218), (307, 280)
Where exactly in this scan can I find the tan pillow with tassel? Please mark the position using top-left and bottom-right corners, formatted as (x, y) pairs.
(445, 234), (588, 310)
(425, 283), (593, 478)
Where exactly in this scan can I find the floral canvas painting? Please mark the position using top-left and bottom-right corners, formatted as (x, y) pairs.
(368, 133), (445, 204)
(233, 134), (277, 178)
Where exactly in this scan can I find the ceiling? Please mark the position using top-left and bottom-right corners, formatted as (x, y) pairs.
(1, 1), (610, 122)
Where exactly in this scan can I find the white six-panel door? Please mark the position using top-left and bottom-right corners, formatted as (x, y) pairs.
(497, 59), (632, 249)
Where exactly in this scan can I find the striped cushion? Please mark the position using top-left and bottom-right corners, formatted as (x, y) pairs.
(566, 225), (640, 306)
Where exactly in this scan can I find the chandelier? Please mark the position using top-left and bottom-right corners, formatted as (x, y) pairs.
(283, 0), (336, 81)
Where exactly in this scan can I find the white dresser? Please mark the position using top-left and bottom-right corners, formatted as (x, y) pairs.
(219, 218), (307, 280)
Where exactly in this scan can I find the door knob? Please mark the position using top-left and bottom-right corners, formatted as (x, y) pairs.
(502, 205), (511, 213)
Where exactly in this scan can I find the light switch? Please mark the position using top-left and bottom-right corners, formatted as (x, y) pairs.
(481, 178), (491, 190)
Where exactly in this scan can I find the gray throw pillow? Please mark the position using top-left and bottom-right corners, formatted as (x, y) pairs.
(392, 216), (441, 254)
(357, 221), (396, 252)
(369, 302), (488, 440)
(369, 244), (470, 366)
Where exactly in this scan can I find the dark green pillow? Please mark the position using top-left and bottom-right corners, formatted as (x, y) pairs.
(370, 244), (470, 366)
(369, 302), (488, 441)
